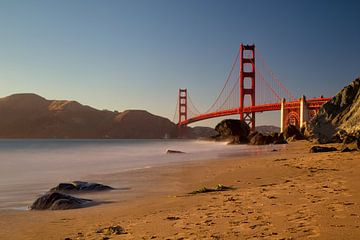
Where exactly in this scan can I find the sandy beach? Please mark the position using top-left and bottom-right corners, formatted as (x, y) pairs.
(0, 141), (359, 240)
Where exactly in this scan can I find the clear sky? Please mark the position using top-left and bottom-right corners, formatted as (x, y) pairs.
(0, 0), (359, 127)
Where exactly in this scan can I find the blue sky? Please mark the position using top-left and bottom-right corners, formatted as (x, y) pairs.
(0, 1), (359, 127)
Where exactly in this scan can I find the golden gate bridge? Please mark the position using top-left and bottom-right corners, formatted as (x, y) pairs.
(173, 44), (331, 132)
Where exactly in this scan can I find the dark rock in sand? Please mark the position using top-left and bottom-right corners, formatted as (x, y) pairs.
(166, 149), (185, 154)
(30, 192), (92, 210)
(340, 147), (356, 152)
(97, 225), (126, 235)
(215, 119), (250, 143)
(309, 146), (337, 153)
(50, 181), (113, 193)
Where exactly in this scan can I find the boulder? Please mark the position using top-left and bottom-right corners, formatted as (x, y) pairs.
(309, 146), (337, 153)
(215, 119), (250, 143)
(50, 181), (113, 193)
(30, 192), (92, 210)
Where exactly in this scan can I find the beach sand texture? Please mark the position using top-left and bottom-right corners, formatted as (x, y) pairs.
(0, 141), (359, 239)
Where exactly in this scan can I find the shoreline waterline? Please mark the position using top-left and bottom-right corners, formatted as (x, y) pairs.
(0, 139), (281, 210)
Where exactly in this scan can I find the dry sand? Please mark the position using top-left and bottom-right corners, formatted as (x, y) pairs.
(0, 141), (359, 240)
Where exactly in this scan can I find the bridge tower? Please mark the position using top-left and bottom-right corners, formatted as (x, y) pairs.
(178, 88), (187, 124)
(177, 88), (188, 138)
(239, 44), (256, 130)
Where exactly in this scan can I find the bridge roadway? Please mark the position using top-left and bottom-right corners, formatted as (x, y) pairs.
(179, 97), (331, 126)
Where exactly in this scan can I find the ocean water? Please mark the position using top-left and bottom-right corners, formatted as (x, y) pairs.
(0, 139), (273, 210)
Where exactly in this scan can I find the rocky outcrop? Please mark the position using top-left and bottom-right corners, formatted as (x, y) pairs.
(50, 181), (113, 193)
(30, 192), (92, 210)
(307, 78), (360, 143)
(214, 119), (250, 144)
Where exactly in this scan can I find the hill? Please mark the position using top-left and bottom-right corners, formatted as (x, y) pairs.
(255, 125), (280, 134)
(0, 93), (179, 139)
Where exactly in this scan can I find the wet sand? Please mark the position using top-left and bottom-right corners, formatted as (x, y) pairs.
(0, 141), (359, 239)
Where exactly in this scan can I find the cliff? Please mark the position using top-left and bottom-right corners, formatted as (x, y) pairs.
(308, 77), (360, 142)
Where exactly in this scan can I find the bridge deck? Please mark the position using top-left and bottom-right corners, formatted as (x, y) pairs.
(179, 97), (331, 125)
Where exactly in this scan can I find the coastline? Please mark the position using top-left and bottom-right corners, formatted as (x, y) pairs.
(0, 141), (359, 239)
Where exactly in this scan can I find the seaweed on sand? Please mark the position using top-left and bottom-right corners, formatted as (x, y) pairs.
(190, 184), (235, 194)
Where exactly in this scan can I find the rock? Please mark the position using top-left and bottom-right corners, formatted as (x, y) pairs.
(50, 181), (113, 193)
(247, 131), (259, 141)
(166, 149), (185, 154)
(341, 147), (356, 152)
(302, 122), (314, 139)
(274, 133), (287, 144)
(286, 136), (297, 142)
(249, 132), (267, 145)
(309, 146), (337, 153)
(97, 225), (125, 235)
(249, 132), (263, 145)
(283, 124), (305, 141)
(30, 192), (92, 210)
(214, 119), (250, 143)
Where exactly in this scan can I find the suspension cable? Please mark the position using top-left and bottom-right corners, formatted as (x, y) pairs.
(205, 49), (240, 113)
(257, 50), (295, 100)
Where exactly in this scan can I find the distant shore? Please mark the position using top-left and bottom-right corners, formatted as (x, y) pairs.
(0, 141), (359, 239)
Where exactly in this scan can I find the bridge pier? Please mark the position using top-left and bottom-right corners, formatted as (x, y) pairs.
(281, 95), (310, 132)
(280, 98), (286, 133)
(300, 95), (309, 129)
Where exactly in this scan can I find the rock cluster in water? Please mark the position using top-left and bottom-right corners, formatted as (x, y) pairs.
(213, 119), (306, 145)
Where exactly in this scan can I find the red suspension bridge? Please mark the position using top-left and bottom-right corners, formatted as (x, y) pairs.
(173, 44), (331, 132)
